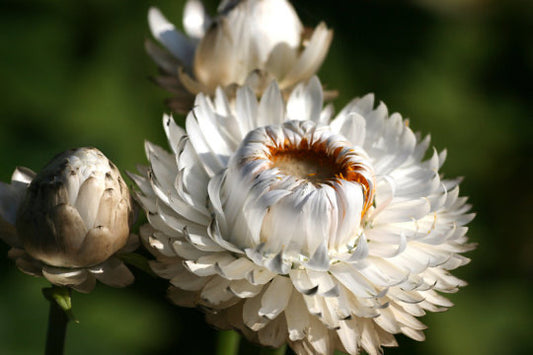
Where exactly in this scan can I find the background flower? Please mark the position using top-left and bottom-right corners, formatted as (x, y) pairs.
(146, 0), (332, 112)
(0, 0), (531, 354)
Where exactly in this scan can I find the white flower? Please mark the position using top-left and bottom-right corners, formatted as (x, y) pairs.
(0, 147), (137, 293)
(146, 0), (333, 112)
(131, 78), (475, 354)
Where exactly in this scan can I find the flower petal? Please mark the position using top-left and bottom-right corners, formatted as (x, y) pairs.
(148, 7), (195, 67)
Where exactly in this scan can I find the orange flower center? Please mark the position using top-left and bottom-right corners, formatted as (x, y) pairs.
(266, 138), (375, 216)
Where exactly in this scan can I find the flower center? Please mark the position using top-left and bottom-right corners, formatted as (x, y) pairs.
(270, 146), (339, 183)
(233, 121), (376, 216)
(265, 135), (375, 217)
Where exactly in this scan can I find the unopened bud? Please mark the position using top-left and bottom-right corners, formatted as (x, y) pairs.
(16, 147), (133, 268)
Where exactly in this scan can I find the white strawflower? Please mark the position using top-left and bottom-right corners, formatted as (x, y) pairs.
(131, 78), (475, 354)
(0, 147), (137, 293)
(146, 0), (333, 112)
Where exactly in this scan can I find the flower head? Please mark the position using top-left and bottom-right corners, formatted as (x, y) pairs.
(146, 0), (333, 112)
(0, 147), (137, 293)
(131, 78), (475, 354)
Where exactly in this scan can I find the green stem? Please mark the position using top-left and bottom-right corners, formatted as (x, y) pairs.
(260, 344), (287, 355)
(45, 293), (69, 355)
(216, 330), (241, 355)
(43, 286), (76, 355)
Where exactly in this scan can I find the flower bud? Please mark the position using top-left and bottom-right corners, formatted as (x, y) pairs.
(16, 147), (133, 268)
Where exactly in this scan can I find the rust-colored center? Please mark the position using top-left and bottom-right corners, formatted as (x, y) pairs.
(271, 148), (339, 183)
(266, 139), (375, 215)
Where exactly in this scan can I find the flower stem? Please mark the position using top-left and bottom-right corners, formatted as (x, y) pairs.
(43, 286), (76, 355)
(216, 330), (241, 355)
(45, 295), (68, 355)
(259, 344), (287, 355)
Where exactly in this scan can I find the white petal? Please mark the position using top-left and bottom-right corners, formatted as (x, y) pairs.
(235, 86), (259, 135)
(243, 290), (269, 331)
(150, 259), (183, 279)
(265, 44), (299, 80)
(401, 326), (426, 341)
(74, 176), (104, 228)
(289, 269), (318, 296)
(319, 103), (334, 124)
(307, 270), (339, 297)
(337, 318), (361, 354)
(247, 267), (275, 286)
(360, 319), (382, 355)
(12, 166), (36, 184)
(200, 276), (234, 305)
(184, 226), (225, 252)
(216, 257), (256, 280)
(345, 233), (369, 262)
(330, 262), (377, 298)
(10, 248), (42, 276)
(257, 81), (285, 127)
(330, 112), (366, 147)
(281, 23), (333, 86)
(42, 266), (89, 288)
(184, 253), (234, 277)
(307, 316), (333, 354)
(259, 276), (292, 319)
(183, 0), (211, 39)
(285, 291), (310, 341)
(243, 187), (292, 247)
(170, 271), (210, 292)
(207, 219), (245, 255)
(357, 257), (408, 287)
(306, 240), (331, 272)
(193, 94), (234, 159)
(329, 181), (364, 249)
(373, 306), (401, 334)
(148, 7), (195, 67)
(352, 93), (376, 115)
(163, 113), (186, 154)
(257, 313), (288, 348)
(91, 257), (134, 287)
(228, 279), (263, 298)
(172, 239), (206, 259)
(145, 211), (182, 241)
(373, 198), (431, 224)
(185, 107), (225, 176)
(299, 187), (334, 256)
(287, 77), (323, 123)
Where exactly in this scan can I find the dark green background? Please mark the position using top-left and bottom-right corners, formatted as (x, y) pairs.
(0, 0), (531, 354)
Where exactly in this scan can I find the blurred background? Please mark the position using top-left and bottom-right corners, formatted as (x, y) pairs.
(0, 0), (531, 354)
